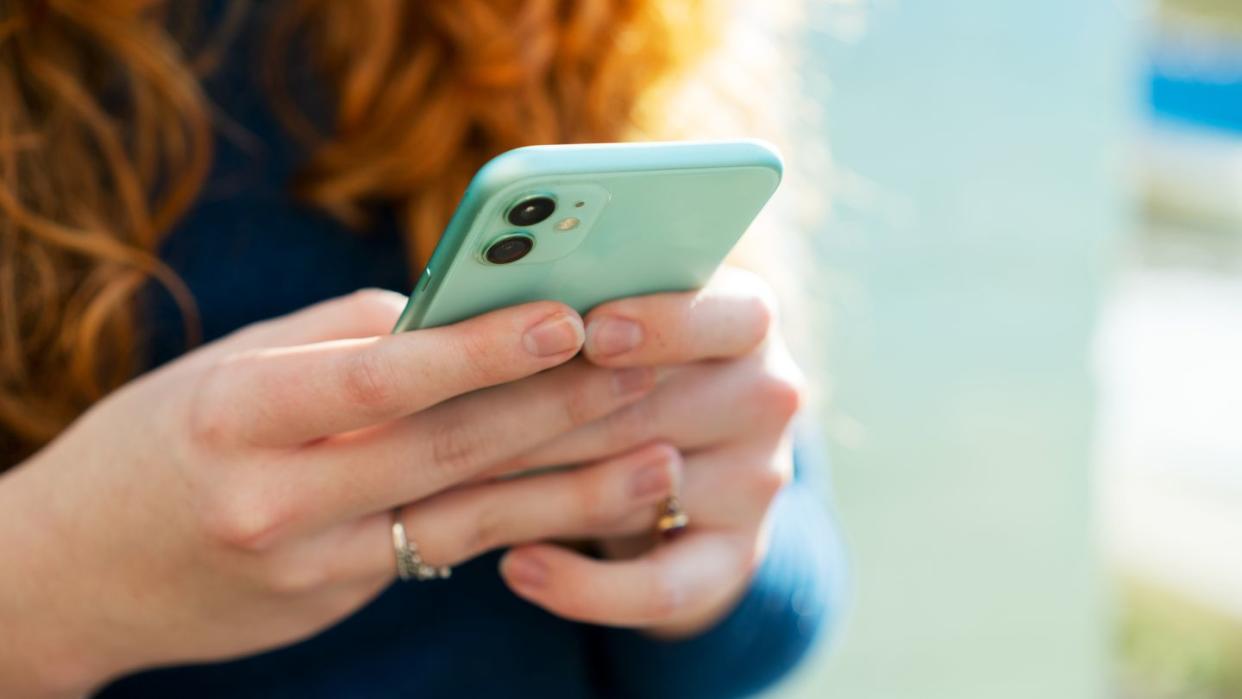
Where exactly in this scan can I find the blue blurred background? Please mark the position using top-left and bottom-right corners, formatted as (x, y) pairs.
(769, 1), (1242, 697)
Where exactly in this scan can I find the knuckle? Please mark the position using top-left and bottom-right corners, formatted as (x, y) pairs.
(724, 268), (778, 348)
(429, 420), (485, 475)
(456, 328), (504, 386)
(751, 463), (790, 504)
(342, 288), (405, 330)
(561, 373), (607, 429)
(753, 371), (806, 423)
(224, 319), (274, 347)
(197, 479), (292, 552)
(604, 401), (654, 450)
(745, 287), (778, 346)
(574, 471), (614, 529)
(341, 345), (397, 413)
(349, 287), (401, 313)
(463, 503), (505, 558)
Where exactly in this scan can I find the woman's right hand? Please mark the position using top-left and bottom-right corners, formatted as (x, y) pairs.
(0, 290), (677, 698)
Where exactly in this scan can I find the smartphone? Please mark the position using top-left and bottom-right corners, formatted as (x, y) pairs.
(392, 140), (782, 332)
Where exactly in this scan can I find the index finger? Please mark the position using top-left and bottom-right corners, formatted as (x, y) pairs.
(582, 267), (775, 368)
(195, 301), (585, 447)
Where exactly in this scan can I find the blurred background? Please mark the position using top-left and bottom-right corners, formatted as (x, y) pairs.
(768, 1), (1242, 697)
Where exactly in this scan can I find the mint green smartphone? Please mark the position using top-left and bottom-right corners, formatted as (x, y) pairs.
(392, 140), (782, 332)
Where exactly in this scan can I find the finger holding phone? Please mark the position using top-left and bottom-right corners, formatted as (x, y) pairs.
(499, 266), (807, 638)
(0, 293), (674, 697)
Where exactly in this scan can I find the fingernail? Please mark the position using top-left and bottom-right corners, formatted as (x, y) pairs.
(503, 553), (547, 590)
(587, 318), (643, 357)
(523, 313), (585, 357)
(630, 456), (673, 500)
(612, 367), (654, 397)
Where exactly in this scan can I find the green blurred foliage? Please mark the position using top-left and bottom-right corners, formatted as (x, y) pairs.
(1119, 580), (1242, 699)
(1162, 0), (1242, 32)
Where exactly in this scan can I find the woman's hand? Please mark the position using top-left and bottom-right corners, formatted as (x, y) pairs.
(0, 291), (678, 698)
(497, 267), (807, 638)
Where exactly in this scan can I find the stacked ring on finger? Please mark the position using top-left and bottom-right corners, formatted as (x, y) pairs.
(656, 495), (690, 539)
(391, 512), (451, 582)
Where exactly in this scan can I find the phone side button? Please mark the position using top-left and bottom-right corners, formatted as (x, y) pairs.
(417, 268), (433, 292)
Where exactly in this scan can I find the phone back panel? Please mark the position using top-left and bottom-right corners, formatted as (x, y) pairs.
(393, 140), (782, 331)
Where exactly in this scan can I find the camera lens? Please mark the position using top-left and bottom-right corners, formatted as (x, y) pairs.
(485, 235), (535, 265)
(506, 196), (556, 226)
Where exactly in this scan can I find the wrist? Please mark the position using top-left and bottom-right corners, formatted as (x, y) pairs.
(0, 458), (116, 698)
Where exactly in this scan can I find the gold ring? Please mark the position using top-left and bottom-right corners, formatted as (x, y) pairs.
(391, 511), (451, 582)
(655, 496), (690, 540)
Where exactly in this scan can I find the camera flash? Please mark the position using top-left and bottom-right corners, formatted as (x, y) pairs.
(555, 217), (581, 231)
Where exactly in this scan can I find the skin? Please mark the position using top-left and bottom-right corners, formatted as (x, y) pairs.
(0, 267), (804, 698)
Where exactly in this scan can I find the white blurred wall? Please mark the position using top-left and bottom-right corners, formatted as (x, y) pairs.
(775, 2), (1137, 697)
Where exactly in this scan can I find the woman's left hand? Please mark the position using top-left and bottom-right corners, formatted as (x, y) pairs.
(497, 267), (806, 638)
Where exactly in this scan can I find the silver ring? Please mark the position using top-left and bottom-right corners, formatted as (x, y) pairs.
(391, 512), (451, 582)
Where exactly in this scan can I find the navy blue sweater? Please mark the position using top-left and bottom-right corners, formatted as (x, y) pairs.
(95, 8), (844, 698)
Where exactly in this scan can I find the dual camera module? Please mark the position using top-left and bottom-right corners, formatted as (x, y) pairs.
(484, 195), (557, 265)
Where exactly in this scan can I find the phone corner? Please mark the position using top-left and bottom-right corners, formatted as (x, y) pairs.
(470, 146), (547, 197)
(740, 138), (785, 184)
